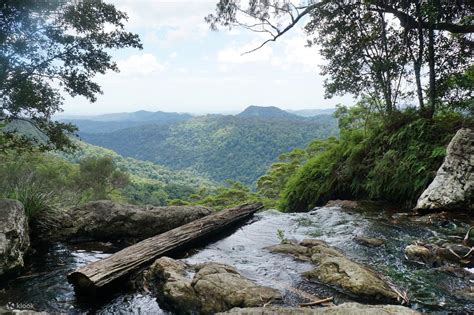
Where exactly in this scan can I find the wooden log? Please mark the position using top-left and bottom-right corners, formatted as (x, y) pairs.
(68, 203), (263, 293)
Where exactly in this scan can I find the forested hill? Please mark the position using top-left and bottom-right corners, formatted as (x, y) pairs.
(237, 105), (301, 120)
(60, 110), (193, 133)
(80, 113), (337, 184)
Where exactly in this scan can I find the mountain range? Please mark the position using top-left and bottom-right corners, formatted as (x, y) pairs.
(71, 106), (338, 184)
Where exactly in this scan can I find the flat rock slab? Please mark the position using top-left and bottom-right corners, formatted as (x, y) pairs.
(146, 257), (281, 314)
(0, 199), (30, 277)
(268, 239), (400, 302)
(218, 302), (420, 314)
(50, 200), (212, 242)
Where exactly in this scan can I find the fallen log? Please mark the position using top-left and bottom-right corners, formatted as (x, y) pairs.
(68, 203), (263, 293)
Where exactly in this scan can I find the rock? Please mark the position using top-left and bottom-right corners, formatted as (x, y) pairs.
(324, 200), (360, 210)
(0, 199), (30, 277)
(193, 263), (281, 314)
(146, 257), (281, 314)
(437, 266), (474, 280)
(405, 242), (473, 267)
(265, 243), (311, 261)
(415, 128), (474, 211)
(50, 200), (212, 242)
(219, 302), (420, 314)
(145, 257), (201, 312)
(405, 244), (433, 264)
(354, 236), (385, 247)
(0, 306), (47, 315)
(268, 239), (400, 302)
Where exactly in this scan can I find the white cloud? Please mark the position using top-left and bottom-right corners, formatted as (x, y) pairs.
(111, 0), (213, 45)
(217, 41), (273, 64)
(279, 34), (323, 71)
(117, 53), (165, 76)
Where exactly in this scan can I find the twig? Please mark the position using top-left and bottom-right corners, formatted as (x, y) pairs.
(299, 296), (333, 307)
(462, 247), (473, 258)
(463, 226), (473, 245)
(448, 248), (463, 260)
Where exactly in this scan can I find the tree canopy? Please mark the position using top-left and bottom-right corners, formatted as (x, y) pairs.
(0, 0), (142, 151)
(207, 0), (473, 117)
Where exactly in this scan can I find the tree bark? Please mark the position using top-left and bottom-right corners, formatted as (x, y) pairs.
(427, 27), (436, 118)
(414, 2), (425, 112)
(68, 203), (263, 294)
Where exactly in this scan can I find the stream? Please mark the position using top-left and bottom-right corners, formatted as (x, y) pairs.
(1, 204), (473, 314)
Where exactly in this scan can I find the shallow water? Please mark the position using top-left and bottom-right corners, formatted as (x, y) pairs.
(0, 205), (472, 314)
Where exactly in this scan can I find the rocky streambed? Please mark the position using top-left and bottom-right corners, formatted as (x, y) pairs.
(1, 203), (473, 314)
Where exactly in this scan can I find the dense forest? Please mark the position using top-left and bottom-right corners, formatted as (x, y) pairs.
(60, 110), (193, 133)
(78, 107), (338, 184)
(0, 140), (218, 222)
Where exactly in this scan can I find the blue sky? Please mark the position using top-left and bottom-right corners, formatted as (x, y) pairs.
(62, 0), (353, 115)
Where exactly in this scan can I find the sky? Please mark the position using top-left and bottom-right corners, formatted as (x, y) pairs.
(61, 0), (353, 115)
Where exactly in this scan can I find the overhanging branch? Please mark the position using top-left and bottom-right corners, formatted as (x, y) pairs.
(242, 3), (318, 55)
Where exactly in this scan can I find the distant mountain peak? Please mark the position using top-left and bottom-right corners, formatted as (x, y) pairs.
(237, 105), (297, 119)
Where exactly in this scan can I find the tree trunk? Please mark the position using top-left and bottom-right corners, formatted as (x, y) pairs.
(414, 60), (424, 110)
(414, 1), (425, 112)
(428, 27), (436, 117)
(379, 11), (393, 113)
(68, 203), (263, 294)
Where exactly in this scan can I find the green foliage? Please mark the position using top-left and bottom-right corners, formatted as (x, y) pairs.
(8, 182), (54, 224)
(188, 181), (261, 211)
(0, 151), (79, 223)
(438, 64), (474, 115)
(80, 114), (338, 185)
(279, 103), (470, 211)
(207, 1), (472, 117)
(276, 229), (289, 244)
(57, 140), (217, 206)
(0, 0), (141, 151)
(0, 142), (219, 223)
(256, 148), (307, 200)
(76, 156), (130, 200)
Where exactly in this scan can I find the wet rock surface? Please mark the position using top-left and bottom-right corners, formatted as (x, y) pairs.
(219, 302), (420, 314)
(324, 200), (360, 210)
(46, 200), (212, 242)
(1, 206), (473, 314)
(146, 256), (282, 314)
(353, 236), (385, 247)
(0, 199), (30, 277)
(415, 128), (474, 211)
(268, 240), (399, 302)
(405, 242), (473, 267)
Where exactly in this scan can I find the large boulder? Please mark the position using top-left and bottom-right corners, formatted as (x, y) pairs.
(145, 257), (281, 314)
(50, 200), (212, 242)
(268, 239), (400, 302)
(415, 128), (473, 211)
(0, 199), (30, 277)
(219, 303), (420, 314)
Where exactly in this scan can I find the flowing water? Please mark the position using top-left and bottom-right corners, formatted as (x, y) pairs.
(1, 204), (472, 314)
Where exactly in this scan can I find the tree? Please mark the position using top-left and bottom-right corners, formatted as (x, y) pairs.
(0, 0), (142, 151)
(257, 148), (307, 199)
(207, 0), (473, 116)
(305, 1), (409, 113)
(77, 156), (130, 200)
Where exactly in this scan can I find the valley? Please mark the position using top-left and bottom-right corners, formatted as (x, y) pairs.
(68, 106), (338, 185)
